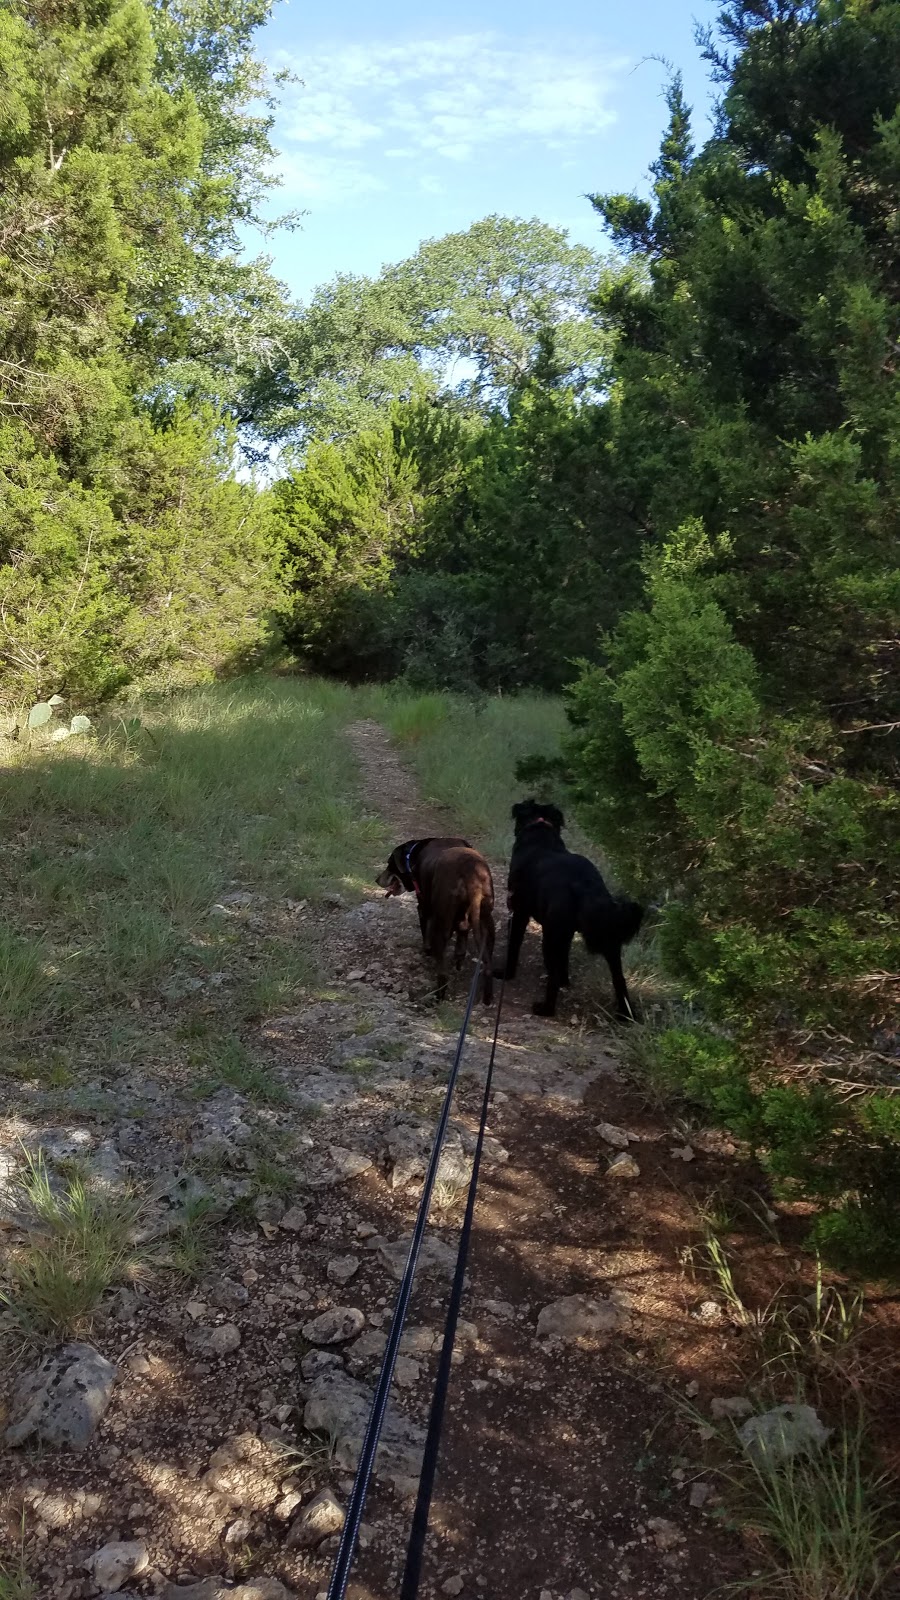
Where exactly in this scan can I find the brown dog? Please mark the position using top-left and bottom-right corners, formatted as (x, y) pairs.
(377, 837), (495, 1004)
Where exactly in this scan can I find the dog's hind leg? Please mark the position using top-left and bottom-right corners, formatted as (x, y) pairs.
(480, 913), (495, 1006)
(604, 946), (637, 1022)
(454, 928), (468, 970)
(427, 921), (450, 1001)
(494, 910), (528, 980)
(533, 923), (573, 1018)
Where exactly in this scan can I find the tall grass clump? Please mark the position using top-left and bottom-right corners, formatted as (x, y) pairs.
(1, 1154), (145, 1343)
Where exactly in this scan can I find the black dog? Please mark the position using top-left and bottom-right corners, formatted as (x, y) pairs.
(495, 799), (642, 1019)
(377, 838), (495, 1004)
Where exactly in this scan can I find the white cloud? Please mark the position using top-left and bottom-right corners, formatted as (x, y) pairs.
(274, 149), (387, 202)
(271, 32), (626, 204)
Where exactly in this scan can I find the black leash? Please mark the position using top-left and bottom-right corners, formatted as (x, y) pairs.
(400, 965), (506, 1600)
(325, 957), (484, 1600)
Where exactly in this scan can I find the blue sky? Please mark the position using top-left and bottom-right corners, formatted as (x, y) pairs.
(254, 0), (718, 303)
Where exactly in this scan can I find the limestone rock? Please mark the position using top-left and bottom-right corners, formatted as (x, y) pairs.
(302, 1307), (366, 1346)
(91, 1540), (148, 1593)
(286, 1487), (345, 1549)
(738, 1404), (831, 1465)
(327, 1255), (360, 1286)
(607, 1152), (640, 1179)
(597, 1122), (631, 1149)
(303, 1370), (425, 1494)
(4, 1343), (117, 1451)
(710, 1395), (753, 1421)
(648, 1517), (685, 1552)
(537, 1294), (628, 1343)
(202, 1433), (281, 1511)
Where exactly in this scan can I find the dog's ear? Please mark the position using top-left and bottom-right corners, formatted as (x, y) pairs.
(511, 800), (533, 820)
(543, 803), (565, 831)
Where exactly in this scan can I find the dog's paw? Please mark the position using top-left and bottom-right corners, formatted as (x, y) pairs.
(531, 1000), (556, 1018)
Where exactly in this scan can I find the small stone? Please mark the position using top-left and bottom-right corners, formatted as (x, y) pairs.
(480, 1298), (515, 1320)
(607, 1152), (640, 1179)
(346, 970), (366, 983)
(670, 1145), (695, 1162)
(394, 1356), (420, 1389)
(569, 1590), (591, 1600)
(186, 1299), (206, 1320)
(208, 1278), (250, 1311)
(274, 1489), (303, 1521)
(224, 1517), (253, 1546)
(710, 1395), (753, 1420)
(695, 1300), (724, 1324)
(647, 1517), (685, 1551)
(328, 1146), (373, 1182)
(327, 1255), (360, 1286)
(301, 1350), (342, 1380)
(684, 1380), (700, 1398)
(302, 1307), (365, 1346)
(279, 1206), (307, 1232)
(91, 1539), (149, 1592)
(209, 1323), (241, 1355)
(689, 1482), (711, 1508)
(442, 1578), (464, 1597)
(597, 1122), (631, 1149)
(286, 1487), (345, 1549)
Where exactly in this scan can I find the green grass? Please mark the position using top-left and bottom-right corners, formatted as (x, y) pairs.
(372, 688), (568, 856)
(684, 1227), (896, 1600)
(190, 1034), (289, 1105)
(728, 1418), (898, 1600)
(0, 1540), (35, 1600)
(0, 678), (391, 1049)
(168, 1192), (217, 1280)
(1, 1153), (146, 1343)
(0, 927), (62, 1024)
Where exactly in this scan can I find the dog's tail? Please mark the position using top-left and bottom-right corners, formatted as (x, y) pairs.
(579, 893), (643, 954)
(462, 883), (495, 1002)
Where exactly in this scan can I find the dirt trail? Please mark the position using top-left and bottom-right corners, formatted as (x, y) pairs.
(322, 722), (748, 1600)
(0, 719), (753, 1600)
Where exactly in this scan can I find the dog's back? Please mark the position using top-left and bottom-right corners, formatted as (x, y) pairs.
(423, 845), (494, 934)
(502, 798), (641, 1018)
(419, 843), (496, 1003)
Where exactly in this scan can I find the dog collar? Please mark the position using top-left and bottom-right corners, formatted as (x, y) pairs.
(403, 844), (421, 898)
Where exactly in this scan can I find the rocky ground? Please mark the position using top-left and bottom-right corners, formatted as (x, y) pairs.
(1, 720), (792, 1599)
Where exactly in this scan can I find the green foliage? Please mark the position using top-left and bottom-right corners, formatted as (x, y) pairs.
(259, 216), (615, 446)
(638, 1026), (759, 1135)
(566, 2), (900, 1269)
(0, 0), (287, 707)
